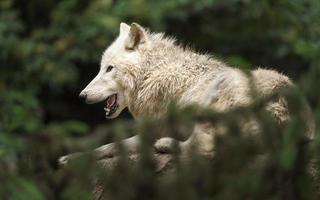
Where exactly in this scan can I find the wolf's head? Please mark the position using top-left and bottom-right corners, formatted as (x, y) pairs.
(79, 22), (149, 119)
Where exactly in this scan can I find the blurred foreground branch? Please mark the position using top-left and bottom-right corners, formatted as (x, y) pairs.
(92, 152), (175, 200)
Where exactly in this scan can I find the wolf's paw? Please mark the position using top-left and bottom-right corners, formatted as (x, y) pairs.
(58, 152), (83, 166)
(154, 137), (176, 153)
(58, 155), (71, 166)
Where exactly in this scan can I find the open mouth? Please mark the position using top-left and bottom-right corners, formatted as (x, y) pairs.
(103, 94), (118, 117)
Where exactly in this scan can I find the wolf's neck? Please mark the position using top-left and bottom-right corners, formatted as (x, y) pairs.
(127, 34), (226, 118)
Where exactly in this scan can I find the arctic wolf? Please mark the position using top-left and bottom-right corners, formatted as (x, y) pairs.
(59, 22), (314, 164)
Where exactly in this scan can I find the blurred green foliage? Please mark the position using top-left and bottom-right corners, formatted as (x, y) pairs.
(0, 0), (320, 199)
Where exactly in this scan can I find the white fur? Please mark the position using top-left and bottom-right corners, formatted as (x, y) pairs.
(59, 22), (314, 165)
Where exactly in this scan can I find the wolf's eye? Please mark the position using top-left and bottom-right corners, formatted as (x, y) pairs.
(106, 65), (114, 72)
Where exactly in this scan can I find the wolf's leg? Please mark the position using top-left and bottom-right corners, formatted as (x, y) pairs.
(59, 135), (140, 166)
(93, 135), (140, 159)
(154, 137), (176, 153)
(154, 123), (215, 158)
(181, 123), (215, 157)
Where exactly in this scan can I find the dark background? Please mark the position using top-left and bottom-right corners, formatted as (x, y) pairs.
(2, 0), (319, 132)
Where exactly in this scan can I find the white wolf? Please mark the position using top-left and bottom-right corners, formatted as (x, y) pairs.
(59, 22), (313, 164)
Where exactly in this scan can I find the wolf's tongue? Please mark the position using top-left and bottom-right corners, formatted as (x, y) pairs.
(106, 94), (116, 108)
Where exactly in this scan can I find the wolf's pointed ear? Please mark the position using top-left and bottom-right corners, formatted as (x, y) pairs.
(120, 22), (130, 34)
(125, 23), (147, 50)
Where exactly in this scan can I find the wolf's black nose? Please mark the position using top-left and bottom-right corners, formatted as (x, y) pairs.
(79, 93), (87, 102)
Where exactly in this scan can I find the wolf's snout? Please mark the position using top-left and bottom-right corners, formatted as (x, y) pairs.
(79, 92), (87, 102)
